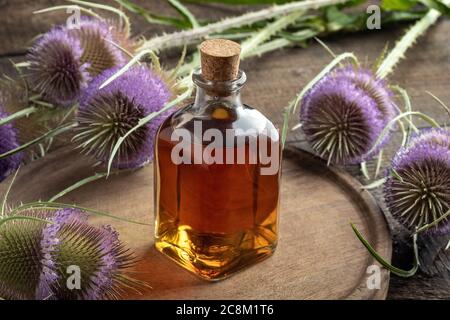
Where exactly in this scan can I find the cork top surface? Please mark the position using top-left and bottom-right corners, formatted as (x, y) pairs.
(200, 39), (241, 81)
(200, 39), (241, 58)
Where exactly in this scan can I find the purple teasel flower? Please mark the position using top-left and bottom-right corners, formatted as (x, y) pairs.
(37, 208), (137, 300)
(0, 209), (50, 300)
(26, 17), (128, 106)
(384, 128), (450, 234)
(0, 208), (139, 300)
(0, 105), (23, 180)
(75, 66), (171, 169)
(26, 27), (90, 106)
(67, 17), (128, 77)
(300, 66), (396, 165)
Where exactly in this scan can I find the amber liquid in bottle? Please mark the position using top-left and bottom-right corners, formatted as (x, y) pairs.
(154, 40), (281, 280)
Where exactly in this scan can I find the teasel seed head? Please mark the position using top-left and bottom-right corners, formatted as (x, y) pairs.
(37, 209), (138, 300)
(26, 27), (90, 105)
(0, 105), (23, 181)
(68, 18), (128, 77)
(0, 209), (51, 299)
(384, 128), (450, 234)
(75, 66), (171, 169)
(0, 208), (140, 300)
(300, 66), (396, 165)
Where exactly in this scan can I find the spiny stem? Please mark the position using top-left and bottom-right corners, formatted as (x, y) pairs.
(137, 0), (350, 52)
(376, 4), (447, 79)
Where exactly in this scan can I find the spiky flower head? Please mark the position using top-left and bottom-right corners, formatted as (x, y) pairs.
(0, 106), (23, 181)
(300, 66), (396, 165)
(26, 27), (89, 105)
(26, 17), (128, 106)
(384, 128), (450, 234)
(75, 66), (171, 169)
(67, 18), (127, 77)
(0, 208), (139, 300)
(0, 210), (49, 299)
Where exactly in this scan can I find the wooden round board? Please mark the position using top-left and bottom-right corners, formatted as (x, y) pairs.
(0, 146), (392, 300)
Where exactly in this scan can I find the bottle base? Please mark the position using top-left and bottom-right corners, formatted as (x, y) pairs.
(155, 238), (277, 281)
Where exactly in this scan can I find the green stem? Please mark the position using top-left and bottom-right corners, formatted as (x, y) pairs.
(0, 123), (76, 159)
(415, 208), (450, 234)
(0, 215), (53, 228)
(366, 111), (440, 156)
(10, 201), (150, 226)
(0, 106), (38, 127)
(49, 168), (136, 202)
(351, 223), (419, 278)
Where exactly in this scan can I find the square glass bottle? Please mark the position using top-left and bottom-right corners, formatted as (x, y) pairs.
(154, 39), (281, 280)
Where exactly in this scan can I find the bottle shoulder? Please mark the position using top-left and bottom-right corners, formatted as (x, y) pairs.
(161, 103), (279, 139)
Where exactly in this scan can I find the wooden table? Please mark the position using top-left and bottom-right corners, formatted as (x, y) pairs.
(1, 0), (449, 299)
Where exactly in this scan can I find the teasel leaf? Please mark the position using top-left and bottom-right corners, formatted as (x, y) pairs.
(114, 0), (190, 29)
(168, 0), (200, 28)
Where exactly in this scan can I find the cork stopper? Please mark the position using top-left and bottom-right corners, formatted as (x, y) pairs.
(200, 39), (241, 81)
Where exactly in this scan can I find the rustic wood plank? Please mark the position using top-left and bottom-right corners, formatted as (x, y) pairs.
(0, 0), (449, 300)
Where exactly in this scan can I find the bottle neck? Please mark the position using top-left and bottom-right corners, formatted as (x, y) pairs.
(193, 86), (243, 109)
(192, 69), (246, 110)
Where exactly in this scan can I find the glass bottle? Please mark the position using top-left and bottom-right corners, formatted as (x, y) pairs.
(154, 39), (281, 280)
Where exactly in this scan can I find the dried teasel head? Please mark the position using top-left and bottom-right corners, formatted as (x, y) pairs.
(384, 128), (450, 234)
(300, 66), (396, 165)
(0, 209), (49, 299)
(0, 105), (23, 181)
(26, 17), (130, 106)
(37, 209), (139, 300)
(75, 66), (171, 169)
(26, 27), (90, 105)
(0, 208), (141, 300)
(67, 18), (128, 77)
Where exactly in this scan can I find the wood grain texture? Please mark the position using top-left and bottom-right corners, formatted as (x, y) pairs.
(0, 146), (391, 300)
(0, 0), (449, 299)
